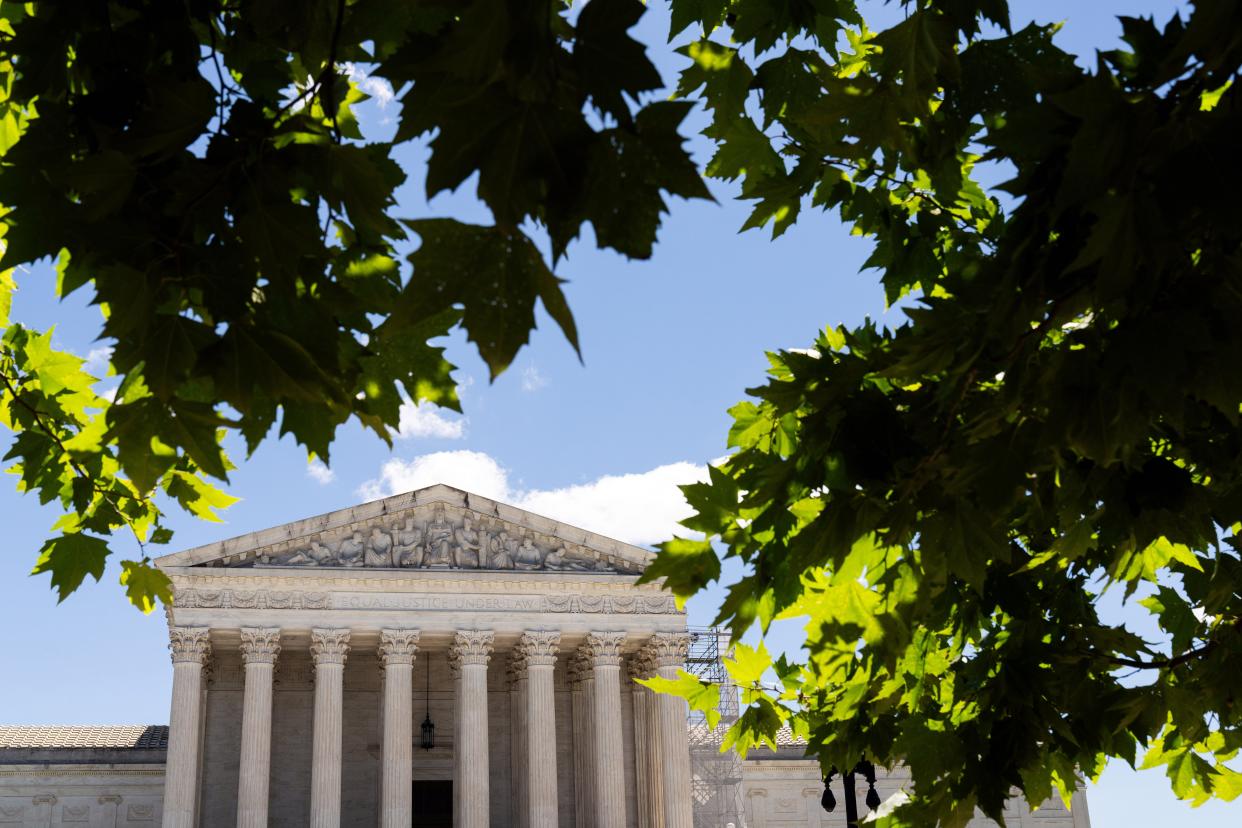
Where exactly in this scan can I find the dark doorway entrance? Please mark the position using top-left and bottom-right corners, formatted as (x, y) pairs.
(411, 780), (452, 827)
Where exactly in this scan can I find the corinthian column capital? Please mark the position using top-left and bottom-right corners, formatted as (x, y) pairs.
(628, 651), (658, 682)
(310, 628), (351, 666)
(239, 628), (281, 665)
(168, 627), (211, 664)
(581, 631), (626, 667)
(379, 629), (421, 667)
(643, 632), (689, 669)
(516, 630), (561, 667)
(449, 630), (494, 669)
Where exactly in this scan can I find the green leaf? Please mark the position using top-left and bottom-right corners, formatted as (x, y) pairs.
(31, 533), (110, 602)
(635, 536), (720, 604)
(574, 0), (663, 121)
(401, 220), (579, 378)
(0, 264), (13, 328)
(638, 669), (721, 729)
(726, 641), (773, 688)
(1139, 586), (1202, 655)
(119, 559), (172, 614)
(163, 470), (240, 522)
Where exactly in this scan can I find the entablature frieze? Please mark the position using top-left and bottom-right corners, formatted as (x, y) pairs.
(169, 585), (679, 616)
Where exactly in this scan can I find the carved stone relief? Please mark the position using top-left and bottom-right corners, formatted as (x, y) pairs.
(172, 587), (677, 614)
(208, 504), (644, 574)
(127, 803), (155, 821)
(62, 803), (89, 822)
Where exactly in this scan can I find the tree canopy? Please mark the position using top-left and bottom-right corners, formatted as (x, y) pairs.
(0, 0), (705, 609)
(3, 0), (1241, 824)
(640, 0), (1242, 824)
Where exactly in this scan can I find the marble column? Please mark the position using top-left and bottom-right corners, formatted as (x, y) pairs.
(450, 630), (494, 828)
(569, 655), (595, 828)
(236, 628), (280, 828)
(628, 655), (655, 828)
(509, 653), (530, 828)
(379, 629), (420, 828)
(309, 628), (350, 828)
(162, 627), (210, 828)
(648, 633), (693, 828)
(581, 632), (627, 828)
(517, 630), (561, 827)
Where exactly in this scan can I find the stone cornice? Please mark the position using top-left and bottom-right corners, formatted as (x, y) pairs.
(0, 766), (166, 777)
(165, 566), (664, 593)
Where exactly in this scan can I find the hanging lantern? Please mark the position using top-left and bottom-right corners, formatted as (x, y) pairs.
(821, 771), (836, 812)
(420, 713), (435, 750)
(862, 760), (881, 810)
(420, 656), (435, 750)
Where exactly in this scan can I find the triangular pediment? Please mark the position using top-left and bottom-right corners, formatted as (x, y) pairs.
(153, 484), (651, 576)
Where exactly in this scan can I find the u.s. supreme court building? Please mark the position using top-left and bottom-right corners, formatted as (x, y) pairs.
(1, 485), (1091, 827)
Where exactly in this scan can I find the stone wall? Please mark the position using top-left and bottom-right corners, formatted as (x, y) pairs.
(0, 764), (164, 827)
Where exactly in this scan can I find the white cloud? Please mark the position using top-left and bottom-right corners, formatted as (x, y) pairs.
(357, 451), (707, 546)
(358, 450), (509, 503)
(83, 346), (113, 378)
(343, 62), (394, 109)
(397, 401), (466, 440)
(520, 365), (548, 392)
(515, 462), (707, 545)
(307, 459), (336, 485)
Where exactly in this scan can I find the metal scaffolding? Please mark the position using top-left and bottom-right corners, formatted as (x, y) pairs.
(686, 627), (746, 828)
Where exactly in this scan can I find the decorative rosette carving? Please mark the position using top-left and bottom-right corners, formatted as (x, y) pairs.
(642, 632), (689, 669)
(378, 629), (421, 667)
(580, 631), (626, 667)
(449, 629), (495, 669)
(515, 630), (561, 667)
(239, 627), (281, 665)
(310, 628), (351, 665)
(168, 627), (211, 664)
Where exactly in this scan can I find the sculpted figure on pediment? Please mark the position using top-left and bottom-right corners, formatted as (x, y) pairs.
(423, 505), (454, 567)
(365, 525), (394, 567)
(545, 543), (601, 571)
(393, 518), (424, 567)
(488, 530), (515, 569)
(233, 506), (645, 573)
(454, 517), (482, 568)
(276, 539), (334, 566)
(338, 531), (365, 566)
(513, 533), (545, 570)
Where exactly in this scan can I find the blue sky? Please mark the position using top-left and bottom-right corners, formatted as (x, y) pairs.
(2, 1), (1235, 824)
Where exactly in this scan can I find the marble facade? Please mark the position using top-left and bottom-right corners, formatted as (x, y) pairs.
(2, 483), (1093, 827)
(155, 484), (693, 828)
